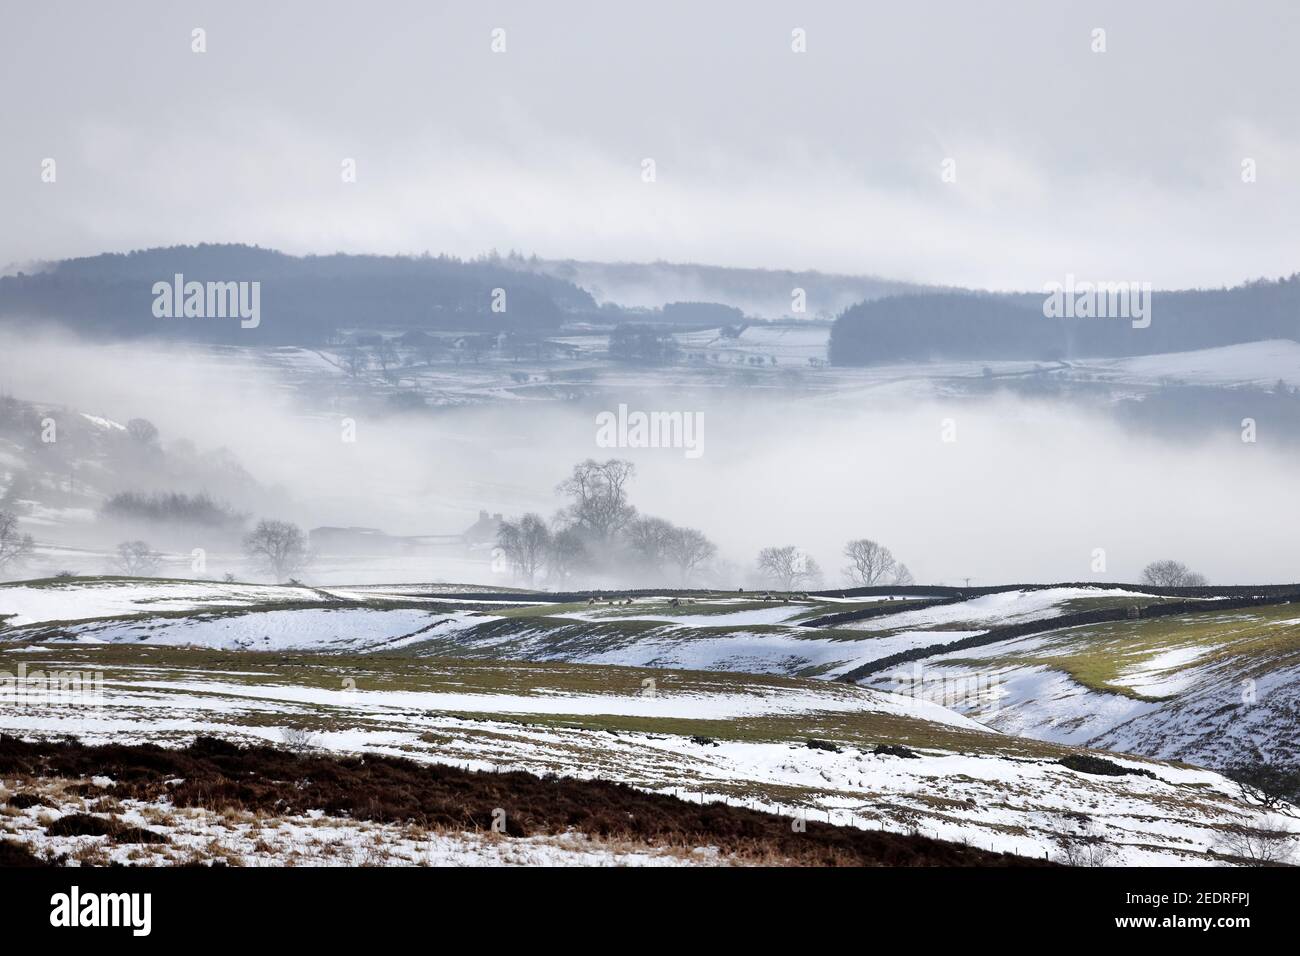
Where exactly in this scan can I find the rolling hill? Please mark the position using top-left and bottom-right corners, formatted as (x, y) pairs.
(4, 576), (1299, 856)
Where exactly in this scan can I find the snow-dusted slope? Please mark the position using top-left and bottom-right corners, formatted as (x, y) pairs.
(54, 606), (485, 653)
(835, 587), (1154, 632)
(5, 578), (1297, 775)
(374, 587), (1167, 679)
(0, 579), (328, 626)
(0, 579), (487, 652)
(865, 603), (1300, 769)
(0, 642), (1286, 866)
(1089, 339), (1300, 390)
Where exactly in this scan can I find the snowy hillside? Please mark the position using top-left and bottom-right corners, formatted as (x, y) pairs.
(3, 576), (1298, 866)
(1, 581), (1168, 676)
(0, 638), (1288, 866)
(864, 602), (1300, 769)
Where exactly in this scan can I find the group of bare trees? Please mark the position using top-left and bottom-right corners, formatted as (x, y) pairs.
(341, 342), (404, 383)
(101, 520), (310, 583)
(496, 458), (718, 587)
(749, 545), (1209, 593)
(749, 548), (1206, 592)
(498, 487), (917, 591)
(340, 332), (475, 383)
(498, 501), (920, 592)
(0, 517), (307, 584)
(628, 518), (717, 584)
(751, 537), (913, 591)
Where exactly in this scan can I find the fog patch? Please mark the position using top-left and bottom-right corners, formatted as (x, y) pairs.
(2, 327), (1295, 586)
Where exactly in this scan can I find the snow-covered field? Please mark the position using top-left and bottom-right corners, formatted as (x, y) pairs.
(0, 580), (332, 627)
(1085, 339), (1300, 390)
(2, 577), (1298, 866)
(837, 587), (1154, 632)
(30, 606), (483, 654)
(378, 586), (1190, 682)
(0, 579), (502, 652)
(0, 580), (1269, 727)
(865, 603), (1300, 768)
(2, 579), (979, 672)
(0, 633), (1293, 866)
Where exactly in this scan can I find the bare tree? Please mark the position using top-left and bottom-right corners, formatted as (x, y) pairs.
(373, 341), (401, 383)
(1141, 560), (1208, 587)
(0, 510), (36, 576)
(756, 546), (823, 590)
(341, 347), (369, 378)
(842, 538), (900, 586)
(757, 546), (799, 589)
(666, 526), (717, 585)
(243, 520), (310, 582)
(1052, 832), (1118, 867)
(279, 726), (320, 755)
(1051, 814), (1118, 866)
(1226, 761), (1300, 811)
(891, 563), (915, 586)
(112, 540), (160, 576)
(497, 513), (551, 586)
(556, 459), (637, 542)
(1214, 823), (1296, 866)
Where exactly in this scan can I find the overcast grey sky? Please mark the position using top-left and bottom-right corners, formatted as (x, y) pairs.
(4, 0), (1299, 289)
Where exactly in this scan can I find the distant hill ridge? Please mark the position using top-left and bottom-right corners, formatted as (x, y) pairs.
(2, 245), (934, 343)
(6, 244), (1298, 359)
(0, 244), (600, 345)
(830, 277), (1300, 364)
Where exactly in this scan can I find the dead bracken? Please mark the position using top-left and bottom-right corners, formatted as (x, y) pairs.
(0, 735), (1049, 867)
